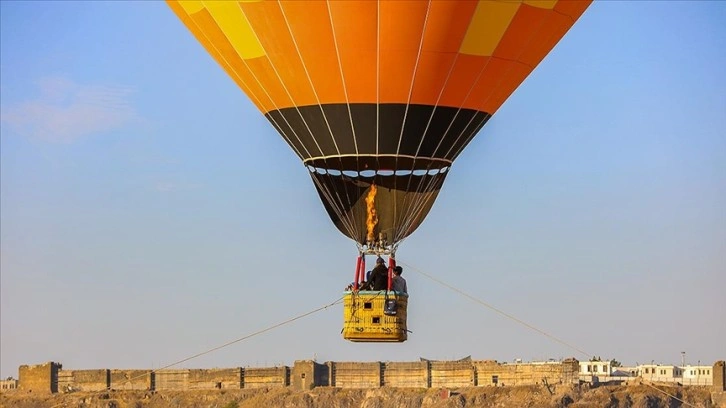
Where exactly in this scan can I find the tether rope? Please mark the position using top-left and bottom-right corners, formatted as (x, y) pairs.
(145, 295), (343, 373)
(398, 260), (591, 358)
(46, 296), (344, 408)
(47, 258), (699, 408)
(398, 260), (698, 408)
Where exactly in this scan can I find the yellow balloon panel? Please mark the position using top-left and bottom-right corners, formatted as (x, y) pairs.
(459, 1), (520, 57)
(204, 1), (265, 60)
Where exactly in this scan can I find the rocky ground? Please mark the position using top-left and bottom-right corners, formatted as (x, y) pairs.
(1, 384), (723, 408)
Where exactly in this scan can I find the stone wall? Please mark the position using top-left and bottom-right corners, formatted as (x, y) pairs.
(18, 362), (61, 393)
(14, 359), (720, 393)
(109, 370), (150, 391)
(714, 361), (725, 392)
(154, 369), (189, 391)
(430, 361), (474, 388)
(474, 359), (579, 387)
(291, 361), (331, 389)
(242, 367), (289, 389)
(314, 361), (330, 387)
(292, 360), (331, 390)
(332, 362), (381, 388)
(188, 368), (241, 390)
(383, 362), (428, 388)
(57, 369), (108, 392)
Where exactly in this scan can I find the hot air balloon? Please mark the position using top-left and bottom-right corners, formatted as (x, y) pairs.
(167, 0), (591, 342)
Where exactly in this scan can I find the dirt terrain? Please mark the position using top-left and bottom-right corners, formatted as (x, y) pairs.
(1, 384), (722, 408)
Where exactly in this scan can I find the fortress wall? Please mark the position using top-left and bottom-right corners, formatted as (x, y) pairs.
(314, 361), (330, 387)
(109, 370), (150, 390)
(332, 362), (381, 388)
(243, 367), (289, 389)
(474, 359), (579, 386)
(18, 362), (61, 393)
(188, 368), (241, 390)
(383, 362), (428, 388)
(430, 361), (474, 388)
(714, 361), (725, 392)
(57, 369), (108, 392)
(154, 369), (189, 391)
(20, 358), (721, 393)
(292, 360), (330, 390)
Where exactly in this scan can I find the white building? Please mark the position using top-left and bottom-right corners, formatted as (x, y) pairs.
(579, 361), (612, 376)
(638, 364), (681, 382)
(577, 361), (714, 386)
(0, 378), (18, 392)
(681, 365), (712, 386)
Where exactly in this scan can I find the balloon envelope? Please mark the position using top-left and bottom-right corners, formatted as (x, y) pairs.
(168, 0), (591, 248)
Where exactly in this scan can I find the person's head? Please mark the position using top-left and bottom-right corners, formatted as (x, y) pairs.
(394, 266), (403, 276)
(376, 257), (385, 265)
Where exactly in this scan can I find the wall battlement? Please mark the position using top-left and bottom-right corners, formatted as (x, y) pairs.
(13, 359), (584, 392)
(12, 359), (722, 393)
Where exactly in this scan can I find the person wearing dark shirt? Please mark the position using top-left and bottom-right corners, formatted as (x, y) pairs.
(370, 257), (389, 291)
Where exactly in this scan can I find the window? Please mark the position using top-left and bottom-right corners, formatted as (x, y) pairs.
(492, 375), (499, 385)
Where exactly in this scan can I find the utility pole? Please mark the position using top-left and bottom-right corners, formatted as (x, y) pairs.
(681, 351), (686, 368)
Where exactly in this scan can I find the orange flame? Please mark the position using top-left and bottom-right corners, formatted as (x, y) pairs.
(365, 184), (378, 243)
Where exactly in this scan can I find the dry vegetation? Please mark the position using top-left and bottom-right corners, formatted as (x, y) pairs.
(1, 384), (721, 408)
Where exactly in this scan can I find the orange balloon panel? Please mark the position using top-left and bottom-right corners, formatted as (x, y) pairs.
(168, 0), (591, 113)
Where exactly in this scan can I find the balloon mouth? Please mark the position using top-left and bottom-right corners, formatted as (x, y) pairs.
(303, 155), (451, 173)
(306, 166), (449, 178)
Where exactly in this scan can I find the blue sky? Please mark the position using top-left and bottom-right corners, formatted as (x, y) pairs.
(1, 1), (724, 378)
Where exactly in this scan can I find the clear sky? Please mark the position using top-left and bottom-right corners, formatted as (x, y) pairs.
(1, 1), (724, 379)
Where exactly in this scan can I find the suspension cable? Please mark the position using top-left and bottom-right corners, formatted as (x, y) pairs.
(400, 260), (592, 358)
(398, 260), (698, 408)
(110, 297), (342, 391)
(152, 296), (343, 371)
